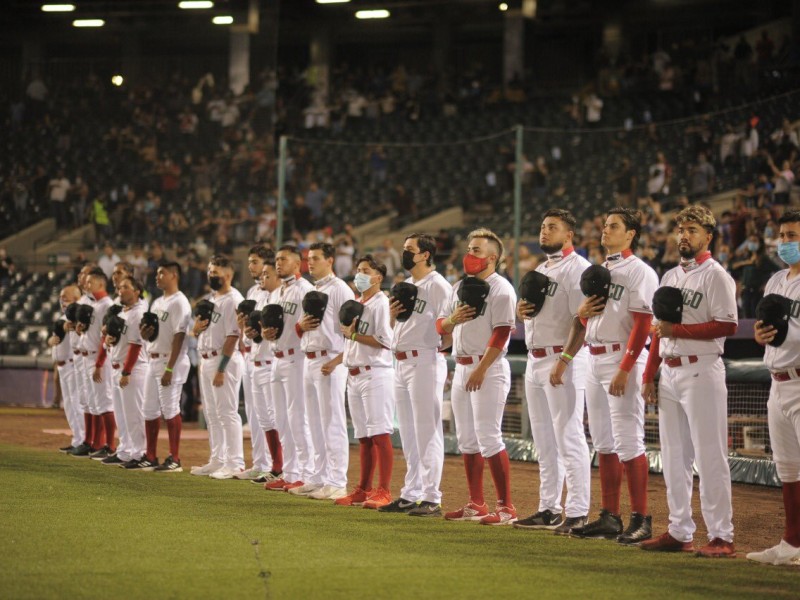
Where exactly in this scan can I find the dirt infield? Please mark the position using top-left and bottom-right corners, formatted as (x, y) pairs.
(0, 406), (785, 555)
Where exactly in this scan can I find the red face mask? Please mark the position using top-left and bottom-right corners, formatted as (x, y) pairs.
(463, 253), (490, 276)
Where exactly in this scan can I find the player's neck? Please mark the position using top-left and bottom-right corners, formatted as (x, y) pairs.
(411, 264), (433, 280)
(214, 284), (231, 295)
(474, 266), (495, 280)
(162, 286), (178, 297)
(604, 245), (631, 257)
(789, 264), (800, 278)
(313, 269), (333, 282)
(360, 286), (380, 302)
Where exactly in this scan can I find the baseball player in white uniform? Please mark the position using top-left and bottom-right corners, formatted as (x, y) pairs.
(640, 206), (738, 558)
(438, 228), (518, 526)
(235, 245), (272, 481)
(330, 254), (395, 509)
(50, 285), (83, 452)
(263, 246), (315, 492)
(748, 209), (800, 565)
(140, 262), (192, 473)
(560, 208), (658, 543)
(293, 242), (354, 500)
(381, 233), (450, 517)
(191, 255), (246, 479)
(514, 209), (592, 535)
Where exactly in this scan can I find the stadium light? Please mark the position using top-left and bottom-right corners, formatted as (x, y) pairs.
(212, 15), (233, 24)
(72, 19), (105, 27)
(41, 4), (76, 12)
(111, 75), (124, 86)
(499, 3), (509, 10)
(316, 0), (351, 3)
(355, 9), (390, 19)
(178, 1), (214, 9)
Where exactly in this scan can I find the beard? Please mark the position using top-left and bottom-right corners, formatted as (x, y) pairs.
(540, 243), (563, 255)
(678, 244), (698, 259)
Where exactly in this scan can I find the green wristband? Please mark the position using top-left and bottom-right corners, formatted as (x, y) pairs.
(351, 332), (357, 342)
(164, 367), (173, 373)
(217, 355), (231, 373)
(560, 352), (574, 361)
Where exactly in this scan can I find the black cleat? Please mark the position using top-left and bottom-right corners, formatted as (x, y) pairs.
(553, 515), (588, 536)
(154, 456), (183, 473)
(69, 443), (93, 457)
(513, 509), (564, 530)
(570, 509), (623, 539)
(123, 457), (159, 471)
(617, 513), (652, 545)
(59, 445), (75, 454)
(89, 446), (112, 461)
(101, 454), (125, 466)
(407, 501), (442, 517)
(377, 498), (418, 513)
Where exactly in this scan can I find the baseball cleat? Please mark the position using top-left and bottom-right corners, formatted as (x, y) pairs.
(191, 462), (223, 476)
(569, 509), (623, 539)
(154, 456), (183, 473)
(617, 513), (652, 545)
(553, 515), (588, 536)
(209, 467), (243, 480)
(513, 509), (564, 530)
(283, 481), (305, 492)
(407, 502), (442, 518)
(101, 454), (125, 466)
(307, 485), (347, 500)
(746, 540), (800, 565)
(264, 478), (289, 491)
(640, 531), (694, 553)
(334, 486), (371, 507)
(444, 502), (489, 522)
(89, 446), (112, 461)
(69, 443), (93, 457)
(59, 445), (75, 454)
(362, 488), (392, 510)
(233, 468), (266, 481)
(695, 538), (736, 558)
(480, 505), (518, 526)
(251, 470), (282, 484)
(377, 498), (418, 513)
(288, 483), (323, 496)
(124, 457), (159, 472)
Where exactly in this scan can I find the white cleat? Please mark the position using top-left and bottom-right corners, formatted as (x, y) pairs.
(209, 467), (242, 480)
(233, 468), (267, 481)
(746, 540), (800, 565)
(287, 483), (324, 496)
(308, 485), (348, 500)
(191, 462), (224, 476)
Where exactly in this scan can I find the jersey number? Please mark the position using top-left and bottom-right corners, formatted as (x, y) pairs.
(608, 283), (624, 301)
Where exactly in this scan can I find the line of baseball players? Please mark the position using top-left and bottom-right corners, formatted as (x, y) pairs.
(50, 207), (800, 563)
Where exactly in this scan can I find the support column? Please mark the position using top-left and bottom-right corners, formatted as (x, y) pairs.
(309, 26), (331, 104)
(229, 28), (251, 95)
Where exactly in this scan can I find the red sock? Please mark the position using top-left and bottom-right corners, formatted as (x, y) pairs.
(487, 450), (512, 507)
(372, 433), (394, 491)
(165, 415), (182, 461)
(265, 430), (283, 474)
(358, 437), (375, 490)
(598, 452), (623, 514)
(145, 419), (160, 462)
(783, 481), (800, 547)
(83, 412), (93, 445)
(623, 454), (649, 514)
(101, 412), (117, 452)
(91, 415), (105, 450)
(463, 453), (485, 505)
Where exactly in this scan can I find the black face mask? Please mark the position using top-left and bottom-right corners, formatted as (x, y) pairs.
(208, 276), (223, 291)
(402, 250), (419, 271)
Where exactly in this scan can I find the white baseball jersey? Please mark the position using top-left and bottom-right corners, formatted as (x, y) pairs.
(52, 319), (72, 363)
(242, 284), (268, 352)
(144, 291), (193, 356)
(197, 288), (244, 353)
(342, 292), (393, 368)
(109, 298), (148, 366)
(658, 259), (737, 358)
(763, 270), (800, 370)
(392, 270), (451, 352)
(440, 272), (517, 356)
(525, 250), (590, 348)
(584, 253), (658, 345)
(270, 275), (314, 353)
(82, 295), (114, 352)
(301, 274), (355, 353)
(252, 287), (278, 362)
(70, 294), (91, 352)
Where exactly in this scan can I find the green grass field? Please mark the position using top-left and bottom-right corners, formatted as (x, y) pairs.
(1, 442), (797, 600)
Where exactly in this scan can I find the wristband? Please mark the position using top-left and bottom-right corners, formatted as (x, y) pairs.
(351, 332), (357, 342)
(217, 355), (231, 373)
(560, 352), (574, 361)
(164, 367), (173, 373)
(447, 315), (455, 326)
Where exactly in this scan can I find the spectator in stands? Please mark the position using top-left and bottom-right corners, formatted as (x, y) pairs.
(146, 243), (166, 297)
(304, 181), (326, 227)
(292, 195), (313, 235)
(733, 36), (754, 87)
(0, 248), (15, 287)
(374, 238), (401, 278)
(90, 194), (112, 242)
(732, 234), (779, 318)
(126, 246), (148, 282)
(157, 157), (182, 204)
(97, 244), (121, 279)
(531, 156), (550, 201)
(192, 156), (213, 205)
(768, 156), (796, 205)
(47, 170), (70, 229)
(688, 152), (716, 198)
(334, 234), (355, 277)
(647, 152), (670, 203)
(609, 157), (637, 207)
(391, 184), (417, 226)
(719, 124), (741, 166)
(369, 145), (388, 187)
(756, 30), (775, 64)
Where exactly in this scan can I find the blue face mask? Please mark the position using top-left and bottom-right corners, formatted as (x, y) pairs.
(354, 273), (374, 292)
(717, 252), (728, 263)
(778, 241), (800, 266)
(746, 241), (759, 252)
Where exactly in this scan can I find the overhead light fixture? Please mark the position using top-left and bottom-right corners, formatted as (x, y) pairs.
(41, 4), (75, 12)
(111, 75), (124, 86)
(499, 2), (509, 10)
(212, 15), (233, 24)
(355, 9), (390, 19)
(72, 19), (105, 27)
(178, 1), (214, 9)
(316, 0), (351, 3)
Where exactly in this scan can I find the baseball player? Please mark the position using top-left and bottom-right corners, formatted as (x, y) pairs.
(140, 262), (193, 473)
(557, 208), (658, 543)
(514, 209), (592, 535)
(263, 245), (315, 492)
(50, 285), (83, 452)
(191, 255), (246, 479)
(234, 245), (273, 481)
(381, 233), (450, 517)
(292, 242), (354, 500)
(330, 254), (395, 509)
(438, 228), (518, 525)
(640, 206), (737, 557)
(748, 210), (800, 565)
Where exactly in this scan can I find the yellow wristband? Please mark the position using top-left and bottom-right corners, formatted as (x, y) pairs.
(560, 352), (573, 361)
(351, 332), (357, 341)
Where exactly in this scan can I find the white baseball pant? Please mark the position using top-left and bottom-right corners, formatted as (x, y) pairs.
(394, 350), (447, 504)
(73, 354), (90, 414)
(142, 357), (187, 421)
(585, 347), (647, 462)
(109, 364), (131, 458)
(658, 355), (733, 543)
(451, 357), (511, 458)
(83, 355), (114, 415)
(525, 349), (591, 518)
(243, 357), (270, 472)
(270, 354), (312, 483)
(304, 356), (349, 488)
(252, 362), (277, 434)
(112, 365), (147, 462)
(58, 361), (84, 447)
(199, 353), (245, 470)
(347, 367), (395, 439)
(769, 376), (800, 483)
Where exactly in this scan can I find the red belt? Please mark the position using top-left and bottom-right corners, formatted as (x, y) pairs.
(254, 360), (272, 367)
(81, 350), (97, 356)
(201, 351), (219, 359)
(349, 366), (372, 376)
(394, 350), (419, 361)
(56, 360), (67, 367)
(73, 350), (81, 356)
(149, 353), (163, 358)
(589, 343), (621, 356)
(456, 356), (483, 365)
(112, 363), (121, 370)
(530, 346), (564, 359)
(242, 346), (251, 353)
(771, 368), (800, 382)
(305, 350), (328, 359)
(275, 349), (296, 359)
(664, 355), (699, 368)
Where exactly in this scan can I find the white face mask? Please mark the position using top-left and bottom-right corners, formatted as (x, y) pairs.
(354, 273), (374, 292)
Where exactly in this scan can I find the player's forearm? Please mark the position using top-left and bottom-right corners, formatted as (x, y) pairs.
(167, 332), (185, 370)
(352, 334), (386, 349)
(619, 311), (653, 372)
(562, 316), (587, 357)
(221, 335), (238, 358)
(329, 353), (344, 368)
(477, 346), (503, 371)
(436, 316), (455, 335)
(642, 334), (662, 384)
(672, 320), (737, 340)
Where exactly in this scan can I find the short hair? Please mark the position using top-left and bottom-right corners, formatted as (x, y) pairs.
(87, 266), (107, 282)
(248, 244), (274, 262)
(542, 208), (577, 232)
(159, 261), (182, 281)
(779, 210), (800, 225)
(404, 233), (437, 266)
(114, 261), (135, 275)
(676, 205), (716, 232)
(467, 228), (505, 262)
(309, 242), (335, 260)
(277, 245), (302, 260)
(208, 254), (233, 269)
(607, 207), (642, 251)
(356, 254), (388, 279)
(120, 276), (144, 296)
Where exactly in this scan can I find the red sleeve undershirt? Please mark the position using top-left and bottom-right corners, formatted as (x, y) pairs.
(672, 321), (737, 339)
(95, 344), (107, 368)
(642, 334), (662, 384)
(123, 344), (141, 373)
(435, 317), (447, 336)
(487, 325), (513, 350)
(579, 317), (588, 327)
(295, 323), (304, 338)
(619, 312), (653, 372)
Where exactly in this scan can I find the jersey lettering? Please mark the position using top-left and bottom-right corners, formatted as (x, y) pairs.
(413, 298), (427, 315)
(681, 288), (704, 309)
(280, 300), (298, 316)
(357, 320), (369, 335)
(158, 310), (169, 322)
(608, 283), (624, 301)
(211, 310), (221, 323)
(791, 299), (800, 319)
(546, 281), (558, 297)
